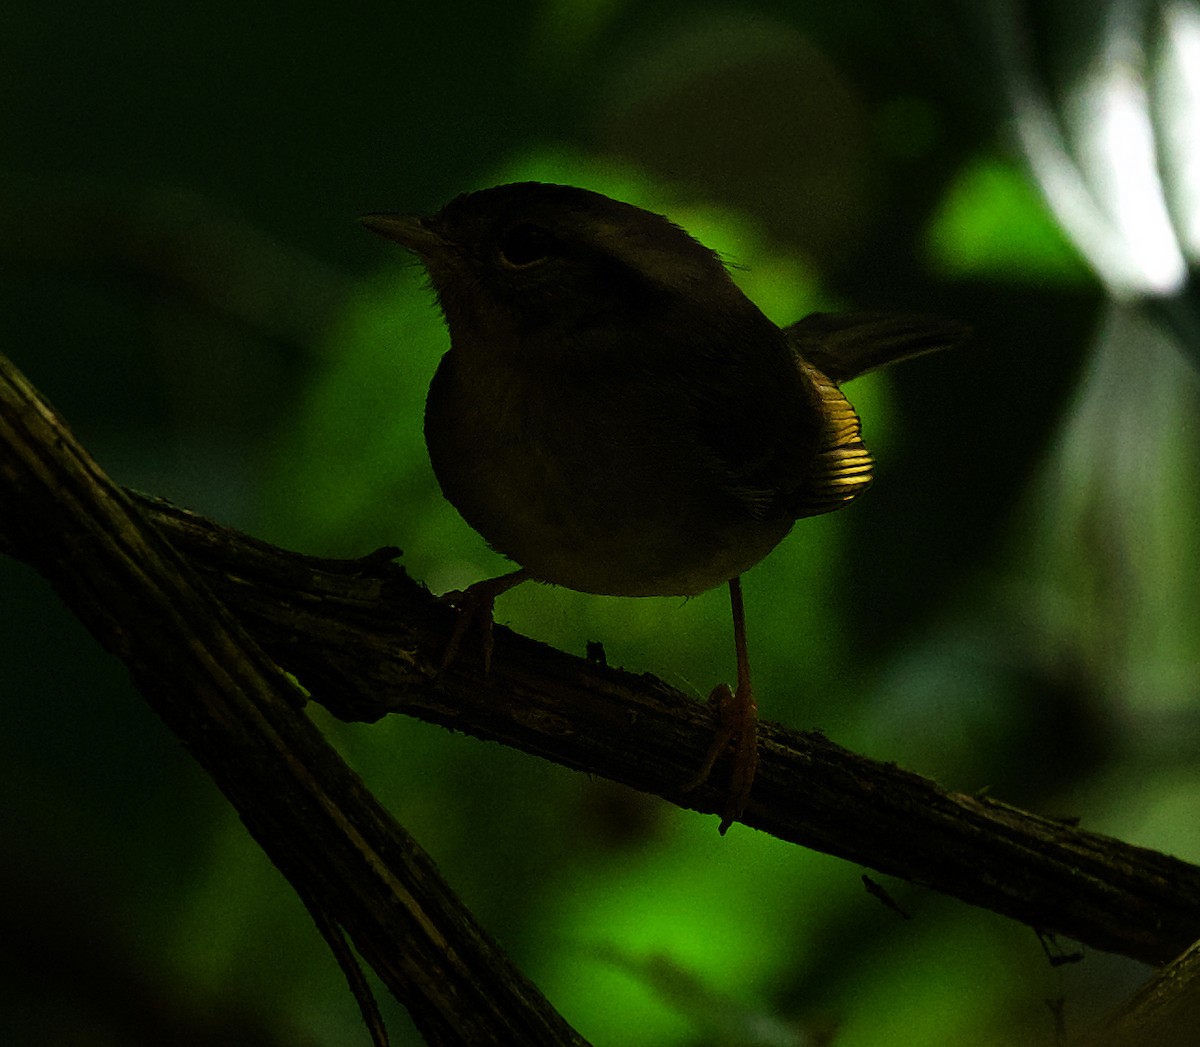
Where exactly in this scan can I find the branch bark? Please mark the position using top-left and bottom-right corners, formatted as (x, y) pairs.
(4, 348), (1200, 1039)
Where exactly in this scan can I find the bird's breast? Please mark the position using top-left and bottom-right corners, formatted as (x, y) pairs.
(423, 350), (793, 597)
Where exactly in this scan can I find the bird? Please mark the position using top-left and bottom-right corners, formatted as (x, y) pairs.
(361, 182), (964, 833)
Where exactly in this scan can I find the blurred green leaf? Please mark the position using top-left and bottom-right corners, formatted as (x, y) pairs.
(924, 155), (1091, 283)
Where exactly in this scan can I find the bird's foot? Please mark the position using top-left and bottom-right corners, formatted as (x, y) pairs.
(436, 569), (529, 673)
(437, 585), (498, 673)
(682, 680), (759, 834)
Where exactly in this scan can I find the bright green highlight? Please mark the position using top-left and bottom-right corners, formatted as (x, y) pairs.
(532, 813), (854, 1044)
(925, 154), (1091, 283)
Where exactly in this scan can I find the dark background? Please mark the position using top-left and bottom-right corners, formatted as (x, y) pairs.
(3, 2), (1198, 1044)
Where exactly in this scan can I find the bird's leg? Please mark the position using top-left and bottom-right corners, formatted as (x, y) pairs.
(437, 568), (529, 672)
(683, 576), (759, 833)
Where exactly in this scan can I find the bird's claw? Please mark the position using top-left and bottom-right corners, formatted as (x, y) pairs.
(682, 680), (759, 834)
(437, 585), (499, 673)
(435, 569), (529, 673)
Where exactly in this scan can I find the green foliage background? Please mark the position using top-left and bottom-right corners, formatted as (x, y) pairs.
(2, 2), (1198, 1045)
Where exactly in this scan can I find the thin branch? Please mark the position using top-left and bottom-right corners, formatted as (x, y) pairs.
(0, 351), (588, 1047)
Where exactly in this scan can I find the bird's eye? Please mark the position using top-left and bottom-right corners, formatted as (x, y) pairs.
(498, 223), (557, 268)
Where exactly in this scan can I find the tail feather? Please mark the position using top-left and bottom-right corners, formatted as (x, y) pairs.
(785, 312), (969, 384)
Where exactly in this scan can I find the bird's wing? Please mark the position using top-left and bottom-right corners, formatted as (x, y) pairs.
(719, 313), (966, 520)
(784, 358), (874, 519)
(707, 346), (874, 522)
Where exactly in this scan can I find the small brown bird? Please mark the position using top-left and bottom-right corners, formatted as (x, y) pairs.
(362, 183), (963, 832)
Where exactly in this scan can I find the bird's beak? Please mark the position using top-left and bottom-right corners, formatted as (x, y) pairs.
(358, 213), (446, 256)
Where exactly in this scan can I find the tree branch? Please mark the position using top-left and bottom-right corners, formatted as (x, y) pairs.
(4, 347), (1200, 1039)
(106, 493), (1200, 969)
(0, 351), (588, 1047)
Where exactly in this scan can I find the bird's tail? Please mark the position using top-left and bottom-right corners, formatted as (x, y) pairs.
(784, 312), (969, 385)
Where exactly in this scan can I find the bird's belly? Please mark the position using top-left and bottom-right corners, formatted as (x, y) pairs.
(430, 419), (790, 596)
(524, 515), (792, 597)
(477, 479), (789, 596)
(506, 479), (792, 594)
